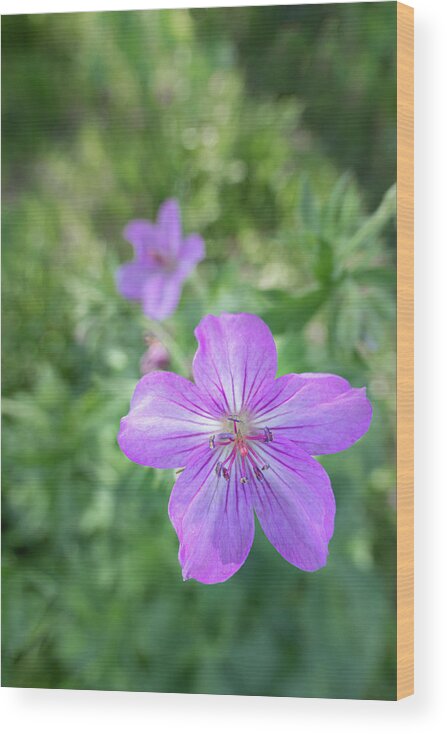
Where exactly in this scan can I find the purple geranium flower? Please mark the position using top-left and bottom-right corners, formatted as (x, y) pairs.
(116, 199), (205, 321)
(118, 313), (372, 584)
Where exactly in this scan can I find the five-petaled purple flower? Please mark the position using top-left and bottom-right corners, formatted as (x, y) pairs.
(116, 199), (205, 321)
(118, 313), (372, 584)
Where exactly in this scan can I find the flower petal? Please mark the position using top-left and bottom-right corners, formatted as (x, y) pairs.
(169, 447), (255, 583)
(123, 219), (157, 261)
(192, 313), (277, 416)
(252, 373), (372, 455)
(157, 199), (182, 257)
(251, 440), (335, 571)
(116, 262), (152, 300)
(118, 372), (219, 469)
(177, 234), (205, 279)
(142, 272), (183, 321)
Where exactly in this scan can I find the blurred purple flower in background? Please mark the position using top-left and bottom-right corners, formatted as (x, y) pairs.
(116, 199), (205, 321)
(118, 313), (372, 584)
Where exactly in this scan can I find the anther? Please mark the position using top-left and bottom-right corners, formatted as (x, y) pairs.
(209, 435), (216, 449)
(254, 466), (263, 481)
(215, 461), (222, 477)
(263, 427), (273, 443)
(261, 464), (270, 471)
(227, 415), (242, 422)
(241, 476), (248, 484)
(222, 467), (230, 481)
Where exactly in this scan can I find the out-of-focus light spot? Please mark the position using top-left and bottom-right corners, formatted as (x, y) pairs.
(227, 160), (247, 184)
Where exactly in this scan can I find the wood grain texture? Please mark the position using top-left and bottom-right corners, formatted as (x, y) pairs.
(396, 1), (414, 701)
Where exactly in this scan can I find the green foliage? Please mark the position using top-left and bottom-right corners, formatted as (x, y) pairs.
(193, 1), (396, 207)
(2, 6), (396, 699)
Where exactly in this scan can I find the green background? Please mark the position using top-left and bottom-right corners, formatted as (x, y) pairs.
(2, 2), (397, 698)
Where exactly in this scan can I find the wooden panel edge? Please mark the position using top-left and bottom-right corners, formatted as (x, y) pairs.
(396, 1), (414, 701)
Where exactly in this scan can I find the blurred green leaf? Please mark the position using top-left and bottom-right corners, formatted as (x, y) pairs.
(350, 268), (397, 289)
(341, 184), (396, 259)
(314, 237), (334, 286)
(298, 174), (320, 233)
(261, 287), (328, 334)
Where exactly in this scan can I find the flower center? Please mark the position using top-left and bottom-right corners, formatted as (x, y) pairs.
(147, 249), (177, 272)
(208, 413), (273, 485)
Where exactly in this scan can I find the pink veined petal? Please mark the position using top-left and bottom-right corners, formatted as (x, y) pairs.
(118, 371), (220, 469)
(250, 440), (336, 571)
(157, 199), (182, 258)
(192, 313), (278, 417)
(176, 234), (205, 279)
(123, 219), (157, 262)
(168, 446), (255, 584)
(252, 373), (372, 455)
(116, 262), (153, 301)
(142, 271), (183, 321)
